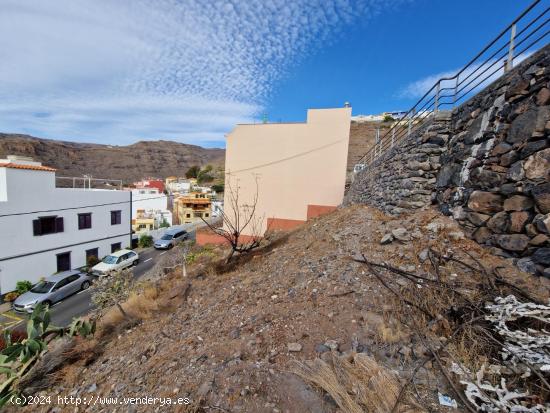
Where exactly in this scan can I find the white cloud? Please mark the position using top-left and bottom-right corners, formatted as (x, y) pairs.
(398, 52), (533, 102)
(0, 0), (404, 146)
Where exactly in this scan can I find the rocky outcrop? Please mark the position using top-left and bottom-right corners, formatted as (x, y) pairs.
(347, 44), (550, 277)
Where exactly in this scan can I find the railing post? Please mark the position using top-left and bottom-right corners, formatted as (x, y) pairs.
(375, 128), (380, 158)
(435, 82), (440, 112)
(505, 23), (517, 73)
(453, 76), (459, 107)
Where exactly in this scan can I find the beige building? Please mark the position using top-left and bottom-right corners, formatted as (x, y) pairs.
(173, 192), (212, 225)
(221, 107), (351, 236)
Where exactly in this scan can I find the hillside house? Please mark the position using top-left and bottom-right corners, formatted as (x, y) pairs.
(173, 192), (212, 225)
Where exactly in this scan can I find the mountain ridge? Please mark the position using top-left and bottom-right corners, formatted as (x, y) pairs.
(0, 133), (225, 183)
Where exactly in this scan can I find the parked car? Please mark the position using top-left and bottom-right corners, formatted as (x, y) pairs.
(154, 228), (188, 249)
(91, 249), (139, 276)
(13, 270), (92, 313)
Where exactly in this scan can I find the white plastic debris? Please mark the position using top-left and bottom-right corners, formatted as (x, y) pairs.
(438, 392), (458, 408)
(450, 295), (550, 412)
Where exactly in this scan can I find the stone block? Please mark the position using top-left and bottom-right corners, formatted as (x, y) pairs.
(531, 183), (550, 213)
(510, 211), (530, 233)
(530, 234), (549, 246)
(520, 140), (547, 159)
(487, 211), (510, 234)
(532, 248), (550, 265)
(468, 191), (504, 214)
(495, 234), (530, 252)
(500, 150), (519, 166)
(524, 148), (550, 180)
(507, 160), (525, 181)
(466, 212), (491, 226)
(503, 195), (534, 211)
(473, 227), (492, 244)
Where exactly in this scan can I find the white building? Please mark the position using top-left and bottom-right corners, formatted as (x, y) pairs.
(155, 210), (173, 227)
(129, 188), (168, 217)
(0, 156), (131, 294)
(211, 200), (223, 217)
(166, 179), (191, 194)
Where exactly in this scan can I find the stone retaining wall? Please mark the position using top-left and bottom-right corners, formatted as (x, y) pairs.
(347, 44), (550, 277)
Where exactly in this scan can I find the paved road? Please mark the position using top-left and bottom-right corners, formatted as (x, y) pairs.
(6, 223), (207, 329)
(47, 246), (168, 327)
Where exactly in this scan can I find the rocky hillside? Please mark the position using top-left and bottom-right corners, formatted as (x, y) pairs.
(0, 134), (225, 183)
(16, 204), (549, 412)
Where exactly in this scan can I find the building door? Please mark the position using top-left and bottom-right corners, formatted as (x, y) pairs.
(56, 252), (71, 272)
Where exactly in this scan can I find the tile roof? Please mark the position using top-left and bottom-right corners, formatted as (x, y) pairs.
(0, 162), (57, 172)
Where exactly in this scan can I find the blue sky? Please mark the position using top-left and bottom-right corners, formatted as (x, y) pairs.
(0, 0), (538, 148)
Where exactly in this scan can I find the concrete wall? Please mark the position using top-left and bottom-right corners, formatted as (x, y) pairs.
(224, 108), (351, 235)
(0, 167), (131, 293)
(347, 44), (550, 277)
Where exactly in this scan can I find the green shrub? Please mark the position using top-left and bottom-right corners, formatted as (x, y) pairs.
(185, 165), (200, 179)
(138, 234), (154, 248)
(159, 219), (170, 229)
(86, 255), (100, 268)
(211, 183), (224, 193)
(15, 281), (32, 295)
(4, 292), (19, 302)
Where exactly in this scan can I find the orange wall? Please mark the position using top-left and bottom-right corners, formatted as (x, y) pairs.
(307, 204), (337, 219)
(196, 204), (336, 246)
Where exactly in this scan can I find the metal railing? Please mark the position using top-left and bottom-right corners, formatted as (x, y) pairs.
(355, 0), (550, 172)
(56, 176), (123, 190)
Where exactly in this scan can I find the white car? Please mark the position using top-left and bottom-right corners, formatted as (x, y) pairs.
(91, 249), (139, 276)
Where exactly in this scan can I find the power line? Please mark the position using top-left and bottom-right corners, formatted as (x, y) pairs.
(0, 195), (168, 218)
(227, 138), (346, 174)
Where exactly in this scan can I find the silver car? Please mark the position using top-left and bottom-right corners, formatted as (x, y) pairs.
(13, 270), (92, 313)
(154, 228), (188, 249)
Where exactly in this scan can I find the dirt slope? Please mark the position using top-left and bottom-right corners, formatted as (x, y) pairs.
(0, 133), (225, 183)
(22, 205), (549, 412)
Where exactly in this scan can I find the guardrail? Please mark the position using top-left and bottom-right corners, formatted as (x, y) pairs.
(355, 0), (550, 172)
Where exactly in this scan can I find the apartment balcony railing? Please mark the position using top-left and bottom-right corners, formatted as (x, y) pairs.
(55, 176), (123, 190)
(355, 0), (550, 172)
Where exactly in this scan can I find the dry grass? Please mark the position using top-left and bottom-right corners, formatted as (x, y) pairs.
(295, 352), (422, 413)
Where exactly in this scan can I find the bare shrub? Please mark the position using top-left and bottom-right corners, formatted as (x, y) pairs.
(201, 174), (265, 263)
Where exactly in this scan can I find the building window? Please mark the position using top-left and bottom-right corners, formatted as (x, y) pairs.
(111, 210), (122, 225)
(33, 216), (64, 236)
(78, 213), (92, 230)
(86, 248), (99, 263)
(186, 213), (191, 218)
(56, 252), (71, 272)
(111, 242), (122, 253)
(205, 213), (209, 217)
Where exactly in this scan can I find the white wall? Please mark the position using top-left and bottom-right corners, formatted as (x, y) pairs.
(168, 181), (191, 193)
(0, 168), (131, 294)
(131, 189), (167, 216)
